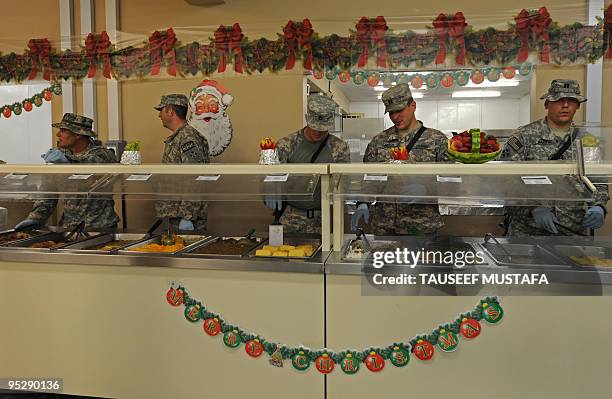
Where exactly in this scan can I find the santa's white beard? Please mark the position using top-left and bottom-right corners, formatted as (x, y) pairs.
(188, 116), (233, 156)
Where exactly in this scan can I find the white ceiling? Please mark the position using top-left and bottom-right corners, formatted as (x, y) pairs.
(309, 73), (532, 103)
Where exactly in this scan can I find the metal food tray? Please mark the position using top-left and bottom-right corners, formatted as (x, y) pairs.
(56, 233), (156, 254)
(0, 229), (48, 247)
(479, 242), (567, 267)
(248, 238), (321, 260)
(4, 231), (100, 251)
(340, 239), (401, 262)
(118, 235), (211, 256)
(551, 245), (612, 268)
(179, 236), (265, 259)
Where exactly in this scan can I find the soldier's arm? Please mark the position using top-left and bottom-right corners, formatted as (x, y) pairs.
(499, 131), (527, 161)
(363, 139), (377, 162)
(335, 140), (351, 163)
(179, 135), (208, 164)
(435, 132), (451, 162)
(275, 137), (291, 163)
(27, 198), (59, 225)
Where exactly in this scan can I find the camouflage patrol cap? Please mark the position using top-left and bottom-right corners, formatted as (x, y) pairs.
(154, 94), (189, 110)
(306, 94), (336, 132)
(381, 83), (413, 113)
(51, 113), (96, 138)
(540, 79), (586, 103)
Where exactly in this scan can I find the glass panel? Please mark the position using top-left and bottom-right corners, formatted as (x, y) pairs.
(91, 173), (319, 201)
(0, 173), (109, 200)
(576, 123), (612, 185)
(334, 173), (593, 206)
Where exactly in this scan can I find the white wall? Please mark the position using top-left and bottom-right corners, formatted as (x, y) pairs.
(351, 97), (532, 134)
(0, 83), (52, 164)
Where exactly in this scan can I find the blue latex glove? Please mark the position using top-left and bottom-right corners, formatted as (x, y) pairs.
(178, 218), (194, 231)
(264, 197), (283, 211)
(531, 207), (559, 234)
(582, 206), (605, 229)
(351, 203), (370, 231)
(41, 149), (69, 164)
(15, 219), (40, 231)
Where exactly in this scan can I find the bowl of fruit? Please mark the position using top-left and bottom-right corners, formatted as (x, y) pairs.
(448, 129), (501, 163)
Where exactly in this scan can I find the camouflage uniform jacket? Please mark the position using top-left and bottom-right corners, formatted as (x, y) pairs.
(28, 143), (120, 230)
(276, 130), (350, 234)
(499, 117), (609, 236)
(363, 121), (449, 235)
(155, 124), (210, 226)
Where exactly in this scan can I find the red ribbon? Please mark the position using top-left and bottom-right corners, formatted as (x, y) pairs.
(606, 5), (612, 59)
(515, 7), (552, 64)
(283, 20), (297, 70)
(298, 19), (314, 71)
(229, 23), (244, 73)
(433, 14), (448, 65)
(27, 38), (52, 80)
(85, 31), (112, 79)
(448, 12), (467, 65)
(149, 28), (177, 76)
(215, 25), (228, 73)
(372, 16), (388, 68)
(356, 17), (370, 67)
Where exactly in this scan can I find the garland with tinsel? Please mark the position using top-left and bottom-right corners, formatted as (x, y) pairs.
(166, 285), (504, 374)
(0, 83), (62, 119)
(1, 5), (611, 82)
(318, 63), (532, 88)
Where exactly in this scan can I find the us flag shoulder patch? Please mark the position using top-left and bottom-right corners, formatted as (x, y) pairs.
(507, 136), (524, 152)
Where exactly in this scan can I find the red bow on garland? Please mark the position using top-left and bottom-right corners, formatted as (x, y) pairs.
(355, 16), (389, 68)
(297, 19), (314, 71)
(283, 20), (297, 70)
(27, 38), (52, 80)
(515, 7), (552, 64)
(85, 31), (112, 79)
(433, 13), (467, 65)
(215, 24), (245, 73)
(605, 4), (612, 59)
(149, 28), (177, 76)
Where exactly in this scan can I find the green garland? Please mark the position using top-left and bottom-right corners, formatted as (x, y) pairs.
(166, 284), (504, 374)
(319, 64), (532, 88)
(0, 83), (61, 119)
(0, 5), (611, 83)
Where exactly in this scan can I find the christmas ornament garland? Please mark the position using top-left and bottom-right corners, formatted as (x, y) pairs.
(0, 83), (61, 119)
(317, 64), (532, 88)
(1, 5), (611, 83)
(166, 284), (504, 374)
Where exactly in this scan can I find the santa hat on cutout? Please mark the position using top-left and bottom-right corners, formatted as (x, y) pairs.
(195, 79), (234, 106)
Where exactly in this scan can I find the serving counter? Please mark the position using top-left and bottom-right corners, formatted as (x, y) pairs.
(2, 162), (612, 399)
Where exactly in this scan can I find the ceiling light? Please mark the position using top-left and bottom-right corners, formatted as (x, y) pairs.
(412, 92), (424, 99)
(464, 80), (520, 88)
(452, 90), (501, 98)
(373, 86), (388, 91)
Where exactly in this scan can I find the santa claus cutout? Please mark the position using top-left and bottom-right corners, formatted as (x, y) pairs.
(187, 80), (234, 156)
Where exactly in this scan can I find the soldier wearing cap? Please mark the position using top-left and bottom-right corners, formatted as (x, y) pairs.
(266, 94), (350, 234)
(500, 79), (608, 236)
(15, 113), (119, 231)
(154, 94), (210, 232)
(352, 83), (449, 236)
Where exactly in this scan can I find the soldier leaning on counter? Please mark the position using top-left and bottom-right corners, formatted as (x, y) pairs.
(154, 94), (210, 232)
(351, 83), (449, 236)
(499, 79), (609, 236)
(15, 113), (119, 232)
(265, 94), (350, 234)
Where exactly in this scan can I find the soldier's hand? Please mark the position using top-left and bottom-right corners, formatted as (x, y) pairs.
(582, 206), (605, 229)
(531, 207), (559, 234)
(178, 218), (194, 231)
(351, 203), (370, 231)
(41, 149), (69, 164)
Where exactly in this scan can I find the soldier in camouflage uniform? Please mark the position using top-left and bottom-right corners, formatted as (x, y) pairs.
(15, 113), (119, 232)
(154, 94), (210, 232)
(500, 79), (608, 236)
(267, 94), (350, 234)
(352, 83), (449, 236)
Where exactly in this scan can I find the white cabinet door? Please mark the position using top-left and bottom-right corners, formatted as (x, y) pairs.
(437, 101), (458, 132)
(415, 101), (438, 130)
(457, 102), (481, 132)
